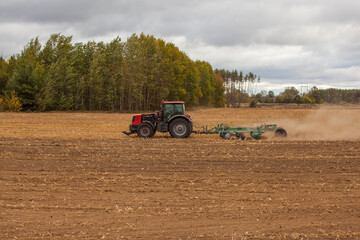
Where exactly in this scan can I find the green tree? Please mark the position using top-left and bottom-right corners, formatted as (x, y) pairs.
(195, 60), (215, 106)
(301, 95), (315, 104)
(71, 41), (97, 110)
(42, 34), (77, 110)
(182, 56), (202, 106)
(88, 43), (107, 110)
(308, 86), (323, 104)
(264, 90), (275, 103)
(0, 57), (9, 92)
(212, 73), (226, 107)
(87, 38), (124, 111)
(137, 34), (163, 110)
(105, 38), (124, 111)
(279, 87), (299, 103)
(159, 42), (186, 104)
(294, 95), (302, 104)
(6, 37), (45, 110)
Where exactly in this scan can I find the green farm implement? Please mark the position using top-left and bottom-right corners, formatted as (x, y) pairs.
(194, 123), (287, 140)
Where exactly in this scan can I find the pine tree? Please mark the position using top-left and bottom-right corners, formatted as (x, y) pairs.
(0, 57), (9, 92)
(6, 37), (45, 110)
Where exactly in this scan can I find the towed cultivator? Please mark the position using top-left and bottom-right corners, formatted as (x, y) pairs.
(194, 123), (287, 140)
(123, 101), (287, 139)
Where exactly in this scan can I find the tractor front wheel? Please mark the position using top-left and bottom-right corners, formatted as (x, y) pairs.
(169, 118), (191, 138)
(137, 123), (155, 138)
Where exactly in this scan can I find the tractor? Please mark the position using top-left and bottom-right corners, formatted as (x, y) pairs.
(122, 101), (193, 138)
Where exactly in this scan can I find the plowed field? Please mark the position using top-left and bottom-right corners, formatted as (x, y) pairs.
(1, 107), (360, 239)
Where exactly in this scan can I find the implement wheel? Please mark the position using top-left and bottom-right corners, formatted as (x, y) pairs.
(169, 118), (191, 138)
(220, 132), (231, 140)
(274, 127), (287, 138)
(236, 132), (246, 140)
(137, 123), (155, 138)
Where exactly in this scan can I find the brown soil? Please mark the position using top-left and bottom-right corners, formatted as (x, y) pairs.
(1, 107), (360, 239)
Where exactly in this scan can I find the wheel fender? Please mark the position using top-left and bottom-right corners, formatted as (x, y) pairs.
(142, 120), (156, 130)
(168, 115), (192, 123)
(168, 116), (192, 131)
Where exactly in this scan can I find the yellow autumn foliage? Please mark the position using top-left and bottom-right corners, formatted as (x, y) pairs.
(1, 90), (22, 112)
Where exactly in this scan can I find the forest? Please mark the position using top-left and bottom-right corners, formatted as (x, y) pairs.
(1, 33), (359, 112)
(0, 33), (227, 112)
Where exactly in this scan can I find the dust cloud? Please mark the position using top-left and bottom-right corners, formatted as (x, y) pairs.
(277, 107), (360, 140)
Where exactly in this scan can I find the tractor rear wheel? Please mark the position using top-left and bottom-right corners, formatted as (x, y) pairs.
(274, 127), (287, 138)
(137, 123), (155, 138)
(169, 118), (191, 138)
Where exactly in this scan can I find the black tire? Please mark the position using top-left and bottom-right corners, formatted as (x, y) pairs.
(220, 132), (231, 139)
(137, 123), (155, 138)
(236, 132), (246, 140)
(220, 131), (226, 138)
(169, 118), (191, 138)
(274, 127), (287, 138)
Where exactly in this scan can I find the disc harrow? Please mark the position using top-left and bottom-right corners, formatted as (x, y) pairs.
(194, 123), (287, 140)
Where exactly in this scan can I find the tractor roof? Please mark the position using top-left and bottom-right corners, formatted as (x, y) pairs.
(162, 101), (184, 104)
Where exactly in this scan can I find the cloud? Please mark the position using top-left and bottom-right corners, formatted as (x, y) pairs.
(0, 0), (359, 91)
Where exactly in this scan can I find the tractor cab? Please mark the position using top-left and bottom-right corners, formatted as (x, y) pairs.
(161, 101), (185, 121)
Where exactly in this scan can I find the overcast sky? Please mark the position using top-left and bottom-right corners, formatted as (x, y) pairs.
(1, 0), (359, 93)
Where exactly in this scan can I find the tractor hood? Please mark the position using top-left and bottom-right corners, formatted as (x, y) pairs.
(131, 114), (142, 125)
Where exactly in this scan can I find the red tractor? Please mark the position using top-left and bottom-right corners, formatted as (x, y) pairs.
(123, 101), (193, 138)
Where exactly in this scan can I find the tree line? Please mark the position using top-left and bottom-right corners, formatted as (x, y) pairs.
(253, 86), (360, 105)
(0, 33), (226, 111)
(1, 33), (359, 112)
(215, 69), (261, 107)
(215, 69), (360, 106)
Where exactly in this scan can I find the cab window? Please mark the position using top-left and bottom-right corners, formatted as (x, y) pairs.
(163, 104), (184, 120)
(174, 104), (184, 115)
(163, 104), (174, 120)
